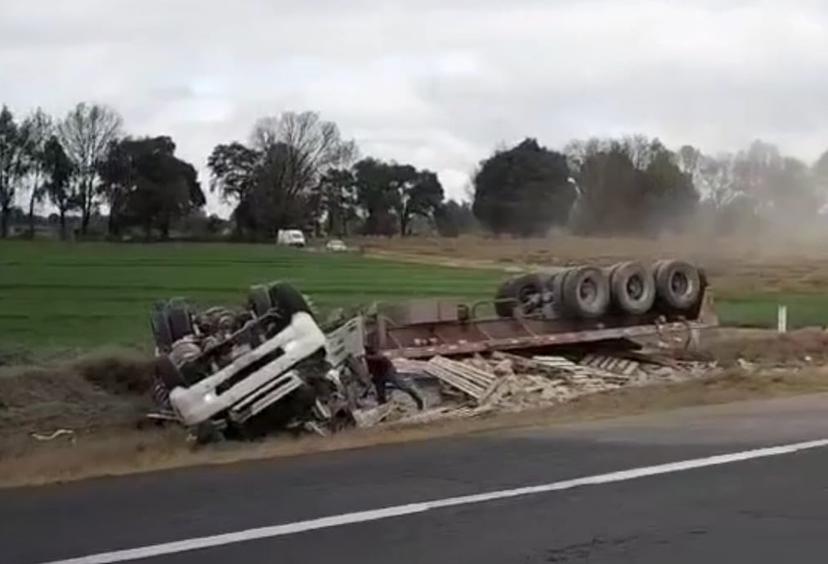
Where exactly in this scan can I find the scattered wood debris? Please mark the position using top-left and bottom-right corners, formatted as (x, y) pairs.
(375, 349), (719, 427)
(423, 356), (502, 404)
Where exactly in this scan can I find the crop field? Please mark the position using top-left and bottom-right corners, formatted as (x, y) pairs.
(2, 239), (828, 351)
(0, 241), (501, 350)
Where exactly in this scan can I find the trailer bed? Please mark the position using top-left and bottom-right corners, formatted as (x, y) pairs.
(375, 294), (718, 359)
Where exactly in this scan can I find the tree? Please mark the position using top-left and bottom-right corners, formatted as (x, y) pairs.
(641, 148), (699, 232)
(97, 138), (133, 237)
(571, 146), (643, 234)
(473, 138), (574, 236)
(353, 158), (445, 236)
(435, 200), (476, 237)
(729, 140), (821, 227)
(208, 111), (357, 239)
(353, 158), (400, 236)
(207, 142), (260, 204)
(58, 103), (122, 235)
(0, 105), (30, 238)
(251, 111), (357, 193)
(570, 139), (698, 235)
(100, 136), (204, 239)
(318, 168), (359, 237)
(42, 136), (75, 239)
(621, 134), (665, 169)
(20, 108), (54, 238)
(396, 169), (444, 236)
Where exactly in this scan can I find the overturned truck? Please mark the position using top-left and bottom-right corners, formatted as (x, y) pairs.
(148, 259), (716, 439)
(372, 259), (715, 359)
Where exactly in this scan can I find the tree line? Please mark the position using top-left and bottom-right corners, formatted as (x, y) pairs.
(474, 135), (828, 237)
(2, 101), (827, 241)
(0, 103), (204, 240)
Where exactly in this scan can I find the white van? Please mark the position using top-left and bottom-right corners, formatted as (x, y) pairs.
(277, 229), (306, 248)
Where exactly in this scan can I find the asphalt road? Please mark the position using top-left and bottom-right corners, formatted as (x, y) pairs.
(4, 394), (828, 564)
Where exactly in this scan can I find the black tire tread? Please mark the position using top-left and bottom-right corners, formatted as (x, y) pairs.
(249, 285), (273, 317)
(166, 304), (194, 342)
(494, 274), (544, 318)
(560, 266), (610, 319)
(268, 282), (314, 318)
(608, 261), (656, 315)
(150, 310), (173, 352)
(654, 259), (702, 312)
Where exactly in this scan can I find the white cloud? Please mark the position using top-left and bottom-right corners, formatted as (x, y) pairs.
(2, 0), (827, 210)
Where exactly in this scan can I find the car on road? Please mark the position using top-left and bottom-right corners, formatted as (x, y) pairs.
(326, 239), (348, 252)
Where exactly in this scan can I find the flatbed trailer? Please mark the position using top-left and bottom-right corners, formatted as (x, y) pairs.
(372, 278), (717, 360)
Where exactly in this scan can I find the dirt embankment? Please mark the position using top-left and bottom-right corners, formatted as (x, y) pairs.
(693, 327), (828, 367)
(3, 329), (828, 487)
(0, 349), (155, 439)
(2, 361), (828, 488)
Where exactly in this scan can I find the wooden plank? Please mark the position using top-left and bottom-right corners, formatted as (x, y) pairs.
(424, 356), (498, 404)
(425, 363), (486, 398)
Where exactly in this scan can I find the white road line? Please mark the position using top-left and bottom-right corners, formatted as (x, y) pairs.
(41, 438), (828, 564)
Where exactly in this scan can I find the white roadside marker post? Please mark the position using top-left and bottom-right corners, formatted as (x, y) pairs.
(777, 304), (788, 334)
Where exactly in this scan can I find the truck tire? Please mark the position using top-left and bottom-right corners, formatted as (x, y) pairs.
(609, 261), (656, 315)
(494, 274), (544, 317)
(546, 271), (567, 309)
(155, 354), (186, 391)
(560, 266), (610, 319)
(150, 309), (173, 352)
(268, 282), (315, 318)
(653, 259), (701, 312)
(248, 285), (272, 317)
(165, 303), (194, 342)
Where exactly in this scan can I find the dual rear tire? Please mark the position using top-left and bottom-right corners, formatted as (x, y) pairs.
(248, 282), (316, 319)
(150, 300), (194, 352)
(495, 259), (703, 319)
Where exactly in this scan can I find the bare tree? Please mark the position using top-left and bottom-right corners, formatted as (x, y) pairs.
(251, 111), (357, 199)
(20, 108), (54, 238)
(621, 134), (665, 170)
(58, 103), (122, 235)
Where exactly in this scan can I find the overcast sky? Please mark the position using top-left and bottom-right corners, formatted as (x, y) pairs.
(2, 0), (828, 211)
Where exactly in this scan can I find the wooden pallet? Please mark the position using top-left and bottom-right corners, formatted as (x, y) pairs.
(424, 356), (501, 404)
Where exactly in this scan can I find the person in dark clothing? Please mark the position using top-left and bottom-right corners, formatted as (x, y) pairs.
(349, 346), (425, 410)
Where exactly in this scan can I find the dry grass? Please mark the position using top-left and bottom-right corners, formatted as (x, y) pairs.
(3, 364), (828, 488)
(0, 348), (155, 439)
(358, 234), (828, 296)
(698, 328), (828, 367)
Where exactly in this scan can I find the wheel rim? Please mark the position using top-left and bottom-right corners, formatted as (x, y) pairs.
(626, 275), (644, 300)
(671, 271), (690, 297)
(518, 286), (537, 305)
(579, 278), (597, 303)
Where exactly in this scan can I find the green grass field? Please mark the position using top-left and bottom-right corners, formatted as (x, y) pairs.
(0, 241), (502, 350)
(2, 241), (827, 351)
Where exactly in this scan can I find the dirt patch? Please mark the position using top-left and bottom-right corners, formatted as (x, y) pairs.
(75, 349), (156, 396)
(0, 345), (33, 368)
(0, 349), (155, 438)
(690, 328), (828, 367)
